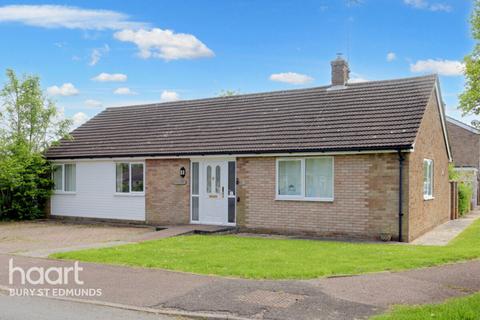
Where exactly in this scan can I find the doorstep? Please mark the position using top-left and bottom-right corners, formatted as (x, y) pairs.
(131, 224), (237, 242)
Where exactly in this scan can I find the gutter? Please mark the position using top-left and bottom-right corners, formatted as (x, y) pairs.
(45, 144), (414, 160)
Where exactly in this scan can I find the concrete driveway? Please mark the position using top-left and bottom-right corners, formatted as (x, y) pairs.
(0, 220), (155, 257)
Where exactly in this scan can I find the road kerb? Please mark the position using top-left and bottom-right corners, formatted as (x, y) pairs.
(0, 285), (251, 320)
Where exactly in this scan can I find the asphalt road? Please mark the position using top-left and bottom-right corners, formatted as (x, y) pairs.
(0, 295), (178, 320)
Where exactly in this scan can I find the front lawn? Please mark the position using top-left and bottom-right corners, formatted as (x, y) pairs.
(52, 219), (480, 279)
(371, 292), (480, 320)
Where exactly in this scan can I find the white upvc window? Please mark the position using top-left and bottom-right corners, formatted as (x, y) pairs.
(52, 163), (76, 193)
(276, 157), (334, 201)
(115, 162), (145, 194)
(423, 159), (434, 200)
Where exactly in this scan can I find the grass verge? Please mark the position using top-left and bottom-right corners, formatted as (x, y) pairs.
(51, 218), (480, 279)
(371, 292), (480, 320)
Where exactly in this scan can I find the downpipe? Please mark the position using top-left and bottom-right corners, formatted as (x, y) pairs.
(398, 150), (405, 242)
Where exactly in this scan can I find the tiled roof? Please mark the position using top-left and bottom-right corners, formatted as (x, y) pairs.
(46, 75), (438, 159)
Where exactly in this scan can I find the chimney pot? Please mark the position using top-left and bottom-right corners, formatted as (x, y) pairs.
(331, 55), (350, 86)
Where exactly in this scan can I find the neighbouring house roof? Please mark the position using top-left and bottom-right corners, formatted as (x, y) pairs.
(46, 74), (445, 159)
(446, 116), (480, 135)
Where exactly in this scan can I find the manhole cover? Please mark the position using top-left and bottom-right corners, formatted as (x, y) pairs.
(237, 290), (305, 308)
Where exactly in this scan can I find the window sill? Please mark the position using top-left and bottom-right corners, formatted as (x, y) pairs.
(114, 192), (145, 197)
(53, 191), (76, 195)
(424, 196), (435, 201)
(276, 196), (334, 202)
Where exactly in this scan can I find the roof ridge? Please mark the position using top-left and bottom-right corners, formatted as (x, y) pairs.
(348, 74), (437, 86)
(105, 74), (438, 111)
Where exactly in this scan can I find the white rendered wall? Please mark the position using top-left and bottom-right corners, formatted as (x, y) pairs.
(51, 161), (145, 221)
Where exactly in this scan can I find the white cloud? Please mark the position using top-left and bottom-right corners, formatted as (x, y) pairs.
(404, 0), (428, 8)
(348, 72), (369, 83)
(160, 90), (180, 102)
(404, 0), (451, 12)
(113, 87), (137, 95)
(429, 3), (451, 12)
(84, 99), (103, 108)
(348, 77), (368, 83)
(346, 0), (363, 7)
(0, 5), (215, 62)
(72, 112), (89, 128)
(91, 72), (127, 82)
(89, 49), (101, 66)
(386, 52), (396, 62)
(410, 59), (464, 76)
(0, 5), (145, 30)
(269, 72), (314, 85)
(89, 44), (110, 66)
(54, 41), (66, 48)
(47, 83), (79, 96)
(114, 28), (214, 61)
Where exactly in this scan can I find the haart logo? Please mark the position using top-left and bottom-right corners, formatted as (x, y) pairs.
(9, 258), (84, 285)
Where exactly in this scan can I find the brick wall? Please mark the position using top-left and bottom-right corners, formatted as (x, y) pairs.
(145, 159), (190, 225)
(236, 154), (403, 240)
(446, 121), (480, 168)
(142, 90), (449, 241)
(407, 91), (450, 241)
(367, 153), (409, 240)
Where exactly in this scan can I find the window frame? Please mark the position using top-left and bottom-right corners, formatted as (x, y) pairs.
(275, 157), (334, 202)
(52, 163), (76, 194)
(114, 162), (145, 195)
(423, 158), (434, 200)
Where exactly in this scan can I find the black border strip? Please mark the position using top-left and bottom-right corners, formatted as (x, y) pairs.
(46, 145), (413, 160)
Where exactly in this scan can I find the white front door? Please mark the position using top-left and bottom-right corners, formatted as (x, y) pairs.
(191, 159), (236, 225)
(202, 160), (228, 224)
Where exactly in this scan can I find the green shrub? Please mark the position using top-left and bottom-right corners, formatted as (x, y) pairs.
(458, 183), (473, 216)
(448, 163), (460, 181)
(0, 147), (53, 220)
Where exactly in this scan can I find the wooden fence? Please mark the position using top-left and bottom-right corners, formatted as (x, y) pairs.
(450, 180), (459, 220)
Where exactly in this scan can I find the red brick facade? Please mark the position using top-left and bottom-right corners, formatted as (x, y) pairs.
(406, 91), (451, 241)
(235, 154), (405, 239)
(144, 90), (450, 241)
(145, 159), (190, 225)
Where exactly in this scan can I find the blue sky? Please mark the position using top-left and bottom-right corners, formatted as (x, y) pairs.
(0, 0), (474, 127)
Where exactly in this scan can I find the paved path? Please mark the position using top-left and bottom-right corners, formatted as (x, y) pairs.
(0, 254), (479, 319)
(412, 209), (480, 246)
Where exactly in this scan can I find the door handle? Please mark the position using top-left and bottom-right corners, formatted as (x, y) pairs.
(222, 186), (224, 198)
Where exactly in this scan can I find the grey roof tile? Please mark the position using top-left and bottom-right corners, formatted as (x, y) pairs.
(46, 74), (437, 159)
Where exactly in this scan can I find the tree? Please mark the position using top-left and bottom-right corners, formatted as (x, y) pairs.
(0, 69), (71, 153)
(459, 0), (480, 116)
(0, 69), (71, 220)
(218, 89), (240, 97)
(471, 119), (480, 128)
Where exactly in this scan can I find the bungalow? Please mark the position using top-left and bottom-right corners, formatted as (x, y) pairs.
(46, 57), (452, 242)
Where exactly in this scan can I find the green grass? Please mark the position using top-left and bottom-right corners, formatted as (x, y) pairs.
(51, 219), (480, 279)
(371, 292), (480, 320)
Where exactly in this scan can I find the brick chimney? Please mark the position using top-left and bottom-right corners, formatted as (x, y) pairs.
(331, 55), (350, 86)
